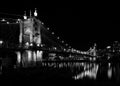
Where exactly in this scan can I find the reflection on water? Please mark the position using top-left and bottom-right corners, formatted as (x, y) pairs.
(73, 63), (99, 80)
(16, 50), (43, 67)
(40, 62), (120, 82)
(38, 61), (120, 82)
(1, 50), (120, 82)
(108, 68), (112, 79)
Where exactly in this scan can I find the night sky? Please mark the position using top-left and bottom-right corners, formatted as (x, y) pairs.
(0, 5), (117, 50)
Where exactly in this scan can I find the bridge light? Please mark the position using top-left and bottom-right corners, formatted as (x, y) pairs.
(47, 28), (50, 30)
(54, 47), (57, 50)
(65, 44), (68, 46)
(7, 22), (9, 24)
(17, 19), (20, 21)
(57, 37), (60, 39)
(16, 21), (19, 23)
(52, 32), (54, 35)
(41, 22), (44, 24)
(37, 44), (40, 47)
(23, 11), (27, 19)
(64, 49), (66, 51)
(30, 43), (33, 46)
(41, 44), (43, 47)
(16, 19), (20, 23)
(107, 46), (111, 49)
(34, 8), (38, 17)
(1, 19), (5, 21)
(0, 40), (3, 44)
(62, 41), (64, 43)
(23, 16), (27, 19)
(25, 42), (29, 46)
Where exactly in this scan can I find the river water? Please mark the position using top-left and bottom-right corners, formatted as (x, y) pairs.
(0, 51), (120, 85)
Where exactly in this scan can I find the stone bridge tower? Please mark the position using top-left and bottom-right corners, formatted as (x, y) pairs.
(19, 9), (42, 47)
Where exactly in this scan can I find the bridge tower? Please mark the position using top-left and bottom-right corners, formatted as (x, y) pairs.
(19, 9), (42, 47)
(88, 43), (97, 57)
(17, 9), (43, 67)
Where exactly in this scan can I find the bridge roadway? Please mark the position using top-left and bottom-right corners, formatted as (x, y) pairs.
(0, 46), (96, 58)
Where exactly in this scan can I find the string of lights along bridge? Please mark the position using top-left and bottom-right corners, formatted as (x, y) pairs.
(0, 8), (83, 55)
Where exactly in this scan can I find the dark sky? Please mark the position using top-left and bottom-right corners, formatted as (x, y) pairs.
(0, 6), (117, 50)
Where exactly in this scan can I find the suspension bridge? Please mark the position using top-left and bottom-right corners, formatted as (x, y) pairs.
(0, 9), (97, 65)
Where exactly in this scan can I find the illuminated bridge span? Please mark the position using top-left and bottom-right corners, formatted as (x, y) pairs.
(0, 9), (96, 66)
(0, 46), (96, 59)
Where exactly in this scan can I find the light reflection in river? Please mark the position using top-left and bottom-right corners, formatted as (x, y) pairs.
(39, 62), (120, 81)
(16, 50), (43, 67)
(40, 62), (99, 80)
(1, 50), (120, 82)
(73, 63), (99, 80)
(108, 68), (112, 79)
